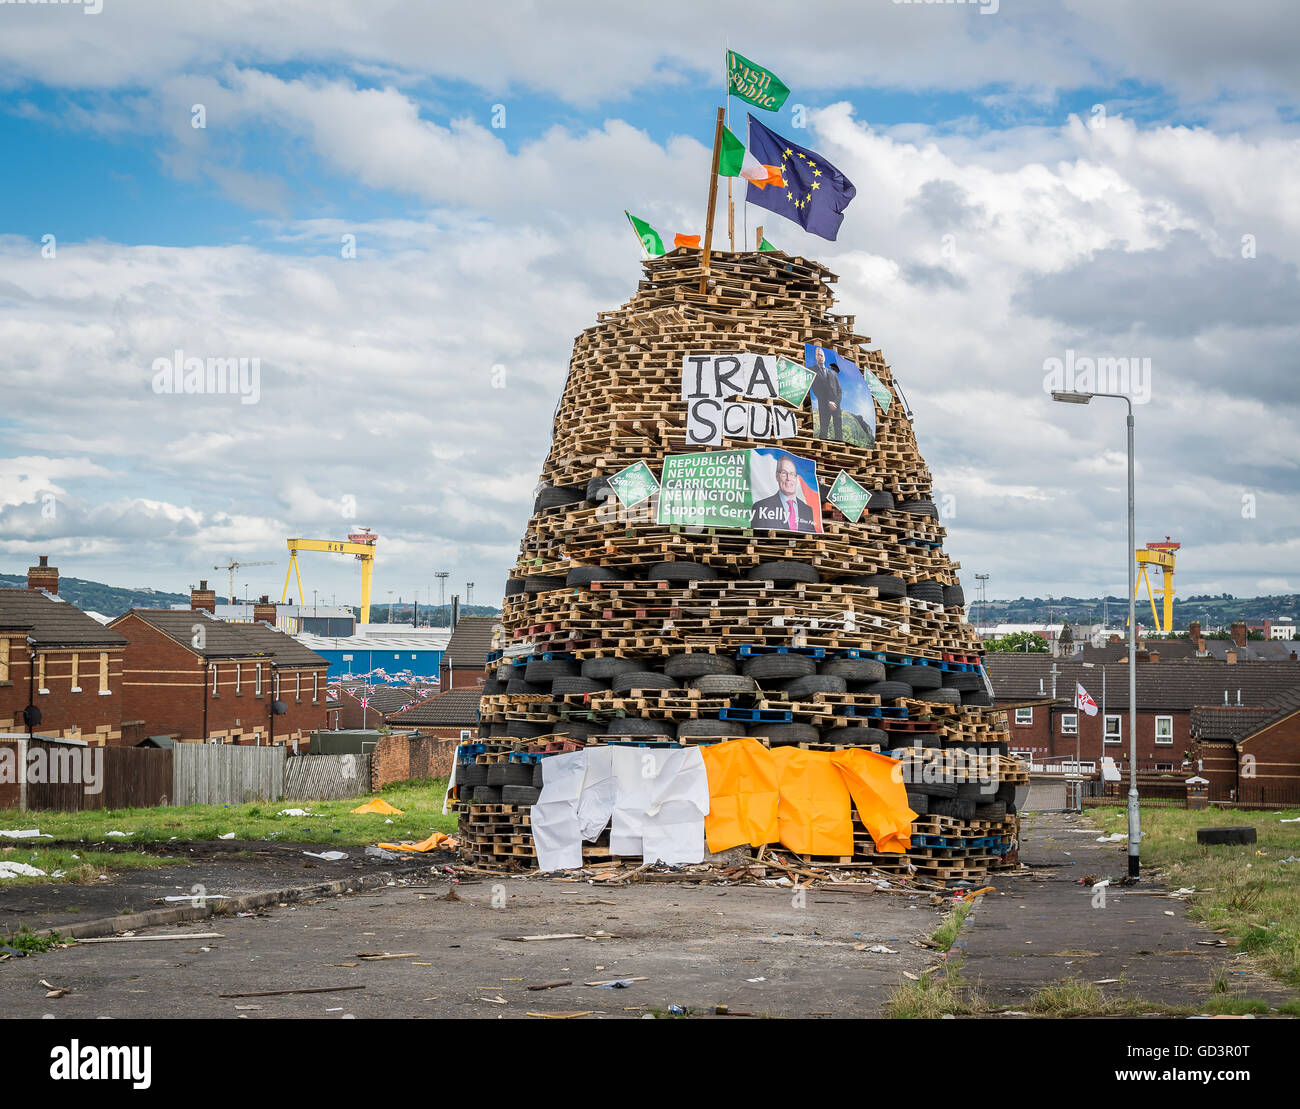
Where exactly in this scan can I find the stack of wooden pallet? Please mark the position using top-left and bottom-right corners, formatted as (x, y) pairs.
(455, 248), (1017, 878)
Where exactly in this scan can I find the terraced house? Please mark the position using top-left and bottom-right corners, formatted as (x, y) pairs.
(109, 582), (329, 745)
(0, 557), (128, 744)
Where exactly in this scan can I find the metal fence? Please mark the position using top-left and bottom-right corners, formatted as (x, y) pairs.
(172, 744), (284, 806)
(284, 754), (371, 801)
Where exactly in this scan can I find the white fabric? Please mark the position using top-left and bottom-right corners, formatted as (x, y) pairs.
(575, 746), (616, 841)
(609, 747), (676, 857)
(638, 747), (710, 865)
(531, 750), (589, 872)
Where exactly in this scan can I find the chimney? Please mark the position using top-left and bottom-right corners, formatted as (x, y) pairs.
(253, 595), (277, 625)
(190, 579), (217, 613)
(1225, 648), (1237, 665)
(1149, 650), (1160, 663)
(1230, 621), (1247, 648)
(1188, 620), (1204, 652)
(27, 554), (58, 595)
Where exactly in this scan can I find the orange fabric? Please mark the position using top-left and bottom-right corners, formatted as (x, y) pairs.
(351, 797), (404, 815)
(768, 747), (853, 857)
(700, 738), (780, 852)
(752, 165), (784, 190)
(674, 234), (701, 249)
(376, 831), (457, 853)
(829, 748), (916, 853)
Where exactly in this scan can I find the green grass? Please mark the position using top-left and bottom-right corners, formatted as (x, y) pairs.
(931, 902), (972, 951)
(1093, 805), (1300, 986)
(1026, 979), (1161, 1017)
(0, 777), (456, 850)
(0, 847), (172, 886)
(885, 965), (986, 1018)
(5, 927), (69, 954)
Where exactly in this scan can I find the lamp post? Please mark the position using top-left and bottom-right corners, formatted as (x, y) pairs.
(1052, 389), (1140, 877)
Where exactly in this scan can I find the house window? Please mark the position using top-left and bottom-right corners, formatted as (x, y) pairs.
(1104, 715), (1122, 744)
(98, 652), (109, 694)
(1155, 715), (1173, 745)
(256, 664), (263, 696)
(1014, 708), (1033, 726)
(0, 638), (9, 682)
(211, 664), (219, 695)
(235, 663), (242, 694)
(296, 671), (301, 700)
(38, 652), (47, 693)
(313, 672), (319, 703)
(1155, 762), (1174, 772)
(1061, 713), (1078, 735)
(70, 652), (80, 692)
(273, 671), (280, 700)
(460, 729), (472, 740)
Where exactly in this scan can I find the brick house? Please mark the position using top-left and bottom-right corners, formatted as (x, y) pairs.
(439, 617), (497, 690)
(985, 655), (1300, 772)
(109, 582), (329, 744)
(0, 557), (128, 745)
(1191, 689), (1300, 805)
(369, 687), (483, 787)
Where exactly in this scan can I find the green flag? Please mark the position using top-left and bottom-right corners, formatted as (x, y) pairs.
(718, 125), (745, 177)
(625, 211), (665, 257)
(758, 236), (777, 252)
(727, 50), (789, 112)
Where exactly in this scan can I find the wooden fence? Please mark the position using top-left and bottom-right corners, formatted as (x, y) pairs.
(172, 744), (284, 806)
(1, 739), (172, 812)
(284, 754), (371, 801)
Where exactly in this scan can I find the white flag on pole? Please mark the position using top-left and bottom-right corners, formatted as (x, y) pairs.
(1075, 682), (1099, 716)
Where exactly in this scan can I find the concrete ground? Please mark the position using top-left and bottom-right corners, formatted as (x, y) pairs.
(960, 810), (1298, 1010)
(0, 873), (947, 1019)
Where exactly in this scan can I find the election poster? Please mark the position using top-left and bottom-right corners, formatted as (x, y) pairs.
(804, 342), (877, 448)
(607, 460), (659, 508)
(656, 447), (823, 534)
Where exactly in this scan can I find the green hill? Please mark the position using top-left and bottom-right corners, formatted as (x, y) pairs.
(0, 573), (189, 620)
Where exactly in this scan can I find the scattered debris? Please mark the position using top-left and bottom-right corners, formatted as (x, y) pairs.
(0, 829), (51, 839)
(277, 809), (316, 817)
(303, 850), (349, 861)
(527, 980), (572, 991)
(78, 933), (224, 944)
(351, 798), (404, 816)
(0, 862), (47, 879)
(586, 977), (647, 988)
(528, 1010), (593, 1019)
(218, 985), (365, 999)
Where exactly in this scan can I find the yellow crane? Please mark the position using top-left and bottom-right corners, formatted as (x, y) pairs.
(281, 529), (379, 623)
(1134, 537), (1179, 633)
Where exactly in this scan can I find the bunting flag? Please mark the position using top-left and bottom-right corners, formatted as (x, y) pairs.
(744, 114), (857, 241)
(674, 233), (701, 249)
(718, 124), (783, 189)
(758, 235), (777, 252)
(727, 50), (789, 112)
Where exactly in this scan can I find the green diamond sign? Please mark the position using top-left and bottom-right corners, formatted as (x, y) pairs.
(775, 356), (815, 407)
(608, 461), (659, 508)
(827, 470), (870, 523)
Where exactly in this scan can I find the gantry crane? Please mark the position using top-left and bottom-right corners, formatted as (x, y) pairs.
(214, 559), (275, 604)
(281, 529), (379, 623)
(1134, 537), (1179, 633)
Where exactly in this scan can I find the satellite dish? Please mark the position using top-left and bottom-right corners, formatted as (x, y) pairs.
(22, 704), (42, 727)
(272, 700), (288, 716)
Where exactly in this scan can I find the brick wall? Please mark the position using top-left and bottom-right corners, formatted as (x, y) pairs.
(1238, 713), (1300, 805)
(1001, 703), (1194, 766)
(370, 730), (460, 789)
(0, 634), (125, 745)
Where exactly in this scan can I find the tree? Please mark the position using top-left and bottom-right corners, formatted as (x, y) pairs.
(985, 631), (1050, 653)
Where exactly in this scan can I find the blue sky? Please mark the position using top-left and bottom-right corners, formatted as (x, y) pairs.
(1, 1), (1297, 611)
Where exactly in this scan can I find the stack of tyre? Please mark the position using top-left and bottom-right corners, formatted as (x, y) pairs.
(457, 757), (545, 807)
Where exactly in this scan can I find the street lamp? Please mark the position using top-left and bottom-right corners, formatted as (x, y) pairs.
(1053, 389), (1140, 877)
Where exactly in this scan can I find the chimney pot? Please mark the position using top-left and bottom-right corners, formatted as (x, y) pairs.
(1230, 621), (1247, 649)
(27, 555), (59, 595)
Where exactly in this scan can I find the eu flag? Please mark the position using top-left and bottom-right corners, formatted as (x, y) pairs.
(745, 114), (856, 241)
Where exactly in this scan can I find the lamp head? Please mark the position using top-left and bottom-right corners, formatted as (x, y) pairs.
(1052, 391), (1093, 404)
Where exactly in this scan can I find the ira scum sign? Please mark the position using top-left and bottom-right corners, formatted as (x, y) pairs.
(681, 353), (803, 446)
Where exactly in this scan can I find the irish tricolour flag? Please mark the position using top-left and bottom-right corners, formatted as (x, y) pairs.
(719, 124), (782, 189)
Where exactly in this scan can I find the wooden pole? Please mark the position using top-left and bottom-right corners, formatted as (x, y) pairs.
(756, 224), (764, 250)
(699, 106), (725, 295)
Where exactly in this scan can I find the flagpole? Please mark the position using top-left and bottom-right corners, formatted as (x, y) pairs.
(725, 43), (734, 251)
(699, 106), (725, 295)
